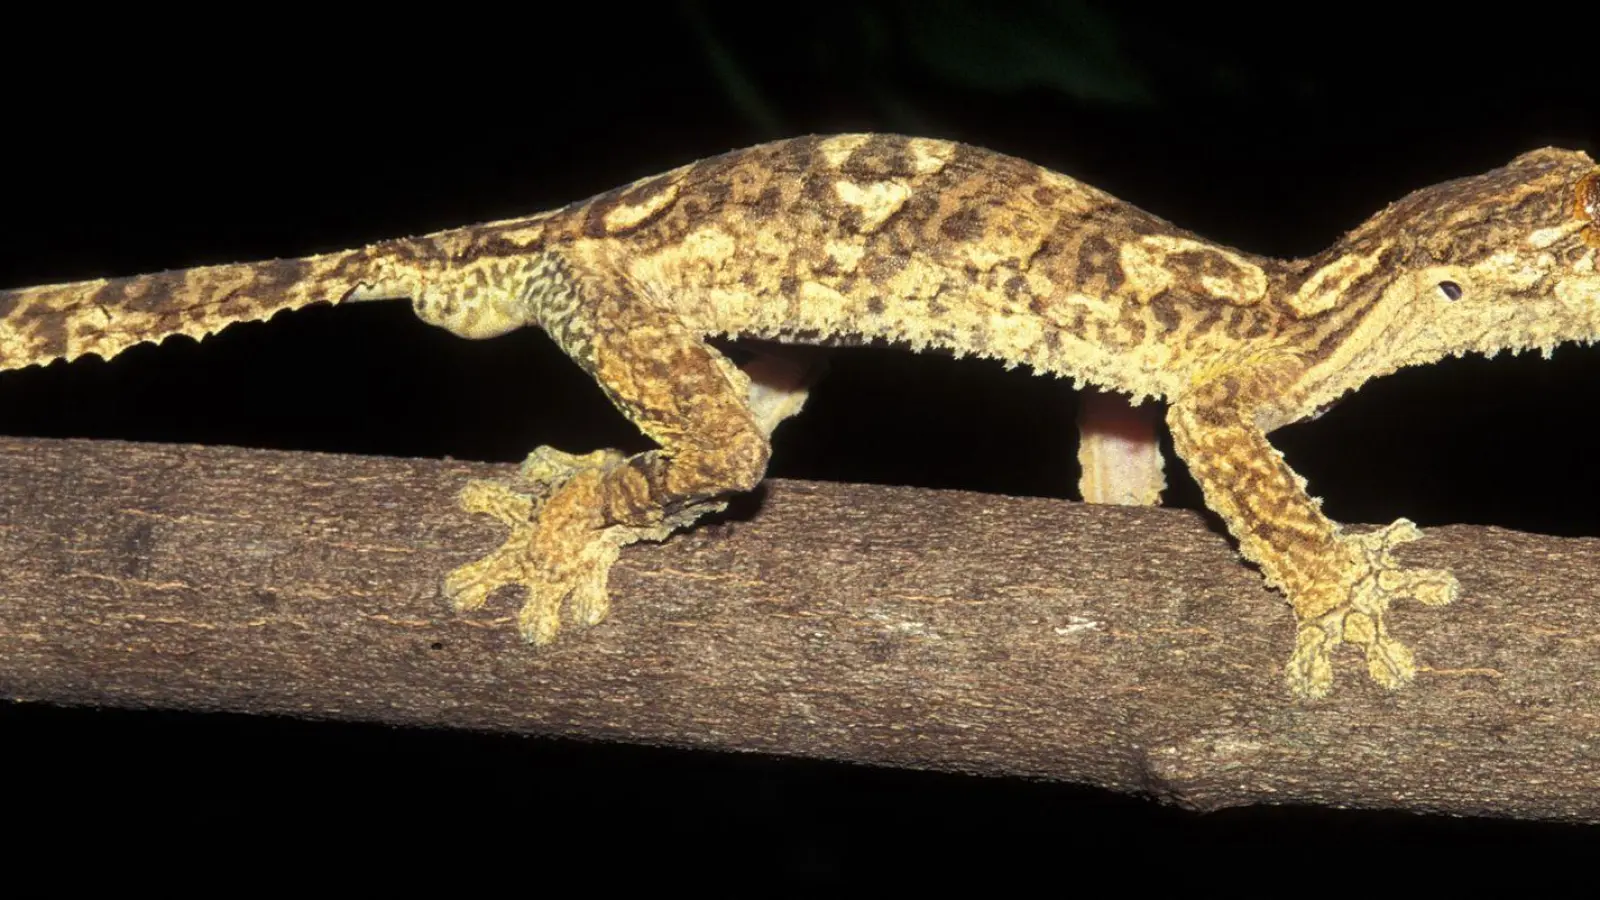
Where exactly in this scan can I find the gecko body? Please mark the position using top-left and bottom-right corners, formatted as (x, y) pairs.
(3, 134), (1596, 697)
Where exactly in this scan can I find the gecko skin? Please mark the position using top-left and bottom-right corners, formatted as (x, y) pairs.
(2, 135), (1597, 697)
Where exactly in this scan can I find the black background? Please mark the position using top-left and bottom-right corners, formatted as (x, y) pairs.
(2, 2), (1596, 885)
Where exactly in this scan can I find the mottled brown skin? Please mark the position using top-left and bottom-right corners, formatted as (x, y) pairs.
(2, 135), (1596, 697)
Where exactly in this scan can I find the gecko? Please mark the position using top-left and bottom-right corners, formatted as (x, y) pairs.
(2, 134), (1596, 698)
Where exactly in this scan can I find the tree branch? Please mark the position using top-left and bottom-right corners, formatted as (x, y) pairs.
(0, 436), (1595, 821)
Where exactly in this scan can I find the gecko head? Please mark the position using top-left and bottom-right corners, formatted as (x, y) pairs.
(1286, 148), (1600, 382)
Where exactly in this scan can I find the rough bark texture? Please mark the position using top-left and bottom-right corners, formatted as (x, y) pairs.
(0, 436), (1595, 821)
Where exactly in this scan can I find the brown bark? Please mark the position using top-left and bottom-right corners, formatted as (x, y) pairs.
(0, 436), (1595, 821)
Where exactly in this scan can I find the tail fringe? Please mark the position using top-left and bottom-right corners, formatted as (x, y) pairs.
(0, 248), (376, 372)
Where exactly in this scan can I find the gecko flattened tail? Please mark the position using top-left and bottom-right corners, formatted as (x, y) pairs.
(0, 248), (391, 372)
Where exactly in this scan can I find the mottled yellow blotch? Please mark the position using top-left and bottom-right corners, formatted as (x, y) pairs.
(1289, 249), (1384, 316)
(1527, 221), (1586, 249)
(818, 134), (873, 168)
(796, 280), (852, 332)
(1038, 170), (1111, 216)
(1201, 250), (1268, 304)
(905, 137), (954, 175)
(679, 226), (738, 268)
(823, 239), (865, 275)
(832, 179), (912, 233)
(1118, 236), (1266, 306)
(602, 179), (682, 233)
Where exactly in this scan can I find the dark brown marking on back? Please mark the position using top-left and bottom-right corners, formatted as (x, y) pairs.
(1074, 234), (1124, 293)
(12, 299), (69, 359)
(839, 135), (918, 180)
(456, 226), (542, 266)
(1040, 328), (1061, 354)
(751, 184), (785, 217)
(1223, 307), (1250, 341)
(691, 174), (732, 216)
(863, 251), (907, 283)
(1242, 313), (1271, 340)
(939, 206), (984, 243)
(1148, 292), (1182, 336)
(966, 324), (992, 353)
(836, 208), (868, 236)
(1294, 299), (1367, 366)
(1115, 299), (1147, 347)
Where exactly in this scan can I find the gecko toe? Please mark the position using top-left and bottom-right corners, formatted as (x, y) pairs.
(1341, 609), (1418, 689)
(1286, 622), (1336, 699)
(516, 587), (565, 645)
(457, 479), (536, 527)
(518, 446), (626, 485)
(443, 565), (495, 613)
(1383, 567), (1459, 607)
(1364, 632), (1418, 690)
(443, 534), (531, 615)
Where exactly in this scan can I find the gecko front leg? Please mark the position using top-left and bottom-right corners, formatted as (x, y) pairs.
(1167, 367), (1459, 698)
(439, 247), (798, 644)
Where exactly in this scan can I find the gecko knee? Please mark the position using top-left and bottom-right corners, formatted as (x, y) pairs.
(714, 431), (772, 493)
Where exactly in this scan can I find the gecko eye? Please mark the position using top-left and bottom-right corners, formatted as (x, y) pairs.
(1437, 281), (1463, 301)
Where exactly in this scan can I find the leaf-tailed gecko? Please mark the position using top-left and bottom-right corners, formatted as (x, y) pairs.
(3, 134), (1596, 697)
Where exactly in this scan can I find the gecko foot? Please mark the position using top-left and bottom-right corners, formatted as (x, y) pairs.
(1284, 519), (1459, 699)
(443, 447), (674, 644)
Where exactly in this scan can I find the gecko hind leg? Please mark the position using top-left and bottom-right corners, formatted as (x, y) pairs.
(443, 268), (811, 644)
